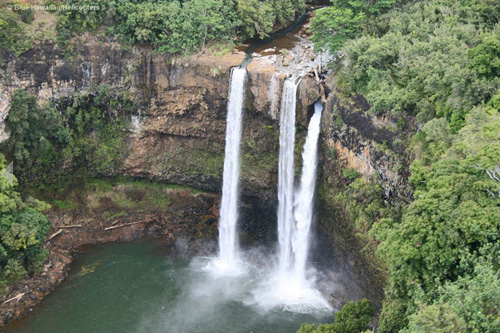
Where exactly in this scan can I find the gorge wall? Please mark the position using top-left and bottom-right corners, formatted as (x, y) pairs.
(0, 34), (411, 309)
(1, 34), (324, 242)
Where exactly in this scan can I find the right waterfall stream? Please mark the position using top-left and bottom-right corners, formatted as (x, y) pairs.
(268, 76), (329, 310)
(278, 81), (324, 286)
(293, 100), (323, 284)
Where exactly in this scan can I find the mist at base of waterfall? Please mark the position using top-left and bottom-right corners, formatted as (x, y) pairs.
(247, 269), (332, 314)
(3, 239), (334, 333)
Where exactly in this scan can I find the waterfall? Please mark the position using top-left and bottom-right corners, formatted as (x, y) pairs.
(216, 67), (247, 272)
(293, 100), (323, 282)
(277, 88), (323, 284)
(277, 78), (298, 276)
(257, 86), (328, 311)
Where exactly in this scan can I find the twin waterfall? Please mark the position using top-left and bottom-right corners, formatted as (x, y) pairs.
(216, 68), (325, 307)
(276, 79), (323, 288)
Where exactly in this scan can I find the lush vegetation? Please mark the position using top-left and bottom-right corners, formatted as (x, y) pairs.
(375, 99), (500, 332)
(2, 1), (499, 330)
(1, 85), (134, 186)
(310, 0), (500, 331)
(0, 2), (34, 55)
(310, 0), (397, 54)
(0, 155), (50, 294)
(298, 299), (375, 333)
(335, 176), (399, 259)
(0, 84), (135, 291)
(56, 0), (305, 54)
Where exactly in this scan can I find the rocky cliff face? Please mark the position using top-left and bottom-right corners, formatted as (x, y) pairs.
(313, 75), (414, 302)
(0, 35), (329, 325)
(320, 75), (413, 203)
(0, 34), (328, 240)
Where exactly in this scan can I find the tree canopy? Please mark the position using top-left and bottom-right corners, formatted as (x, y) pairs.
(308, 1), (500, 331)
(0, 154), (51, 293)
(55, 0), (306, 54)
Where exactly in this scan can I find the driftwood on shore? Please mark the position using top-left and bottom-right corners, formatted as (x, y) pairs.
(2, 293), (26, 305)
(47, 229), (64, 241)
(104, 221), (147, 231)
(47, 225), (82, 241)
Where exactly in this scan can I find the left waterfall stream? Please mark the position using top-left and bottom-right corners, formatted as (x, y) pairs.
(210, 67), (247, 275)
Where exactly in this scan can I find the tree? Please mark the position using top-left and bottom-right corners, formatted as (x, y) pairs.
(375, 100), (500, 331)
(468, 35), (500, 80)
(404, 303), (467, 333)
(330, 1), (500, 130)
(310, 6), (365, 54)
(55, 0), (305, 53)
(0, 155), (21, 213)
(0, 154), (51, 293)
(404, 248), (500, 333)
(2, 86), (133, 184)
(0, 4), (33, 55)
(310, 0), (396, 54)
(235, 0), (275, 39)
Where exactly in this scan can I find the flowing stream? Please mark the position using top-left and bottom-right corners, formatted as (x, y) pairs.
(216, 67), (247, 273)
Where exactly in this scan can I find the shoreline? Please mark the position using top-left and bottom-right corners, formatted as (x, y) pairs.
(0, 188), (219, 328)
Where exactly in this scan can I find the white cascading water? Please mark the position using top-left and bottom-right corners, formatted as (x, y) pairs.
(216, 67), (247, 273)
(252, 85), (329, 311)
(277, 78), (298, 276)
(292, 100), (323, 282)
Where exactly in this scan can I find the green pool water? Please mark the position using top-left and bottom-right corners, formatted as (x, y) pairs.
(4, 239), (333, 333)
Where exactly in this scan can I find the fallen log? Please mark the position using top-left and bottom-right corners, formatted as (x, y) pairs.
(104, 221), (148, 231)
(56, 225), (82, 229)
(47, 229), (63, 241)
(2, 293), (26, 305)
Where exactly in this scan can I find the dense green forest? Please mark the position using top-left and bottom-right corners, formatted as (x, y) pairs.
(0, 85), (135, 294)
(1, 0), (306, 56)
(0, 156), (50, 293)
(306, 0), (500, 332)
(4, 86), (134, 185)
(56, 0), (305, 53)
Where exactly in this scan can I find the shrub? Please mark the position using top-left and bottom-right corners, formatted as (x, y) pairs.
(298, 299), (375, 333)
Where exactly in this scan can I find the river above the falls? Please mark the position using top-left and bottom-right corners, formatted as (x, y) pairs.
(3, 239), (333, 333)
